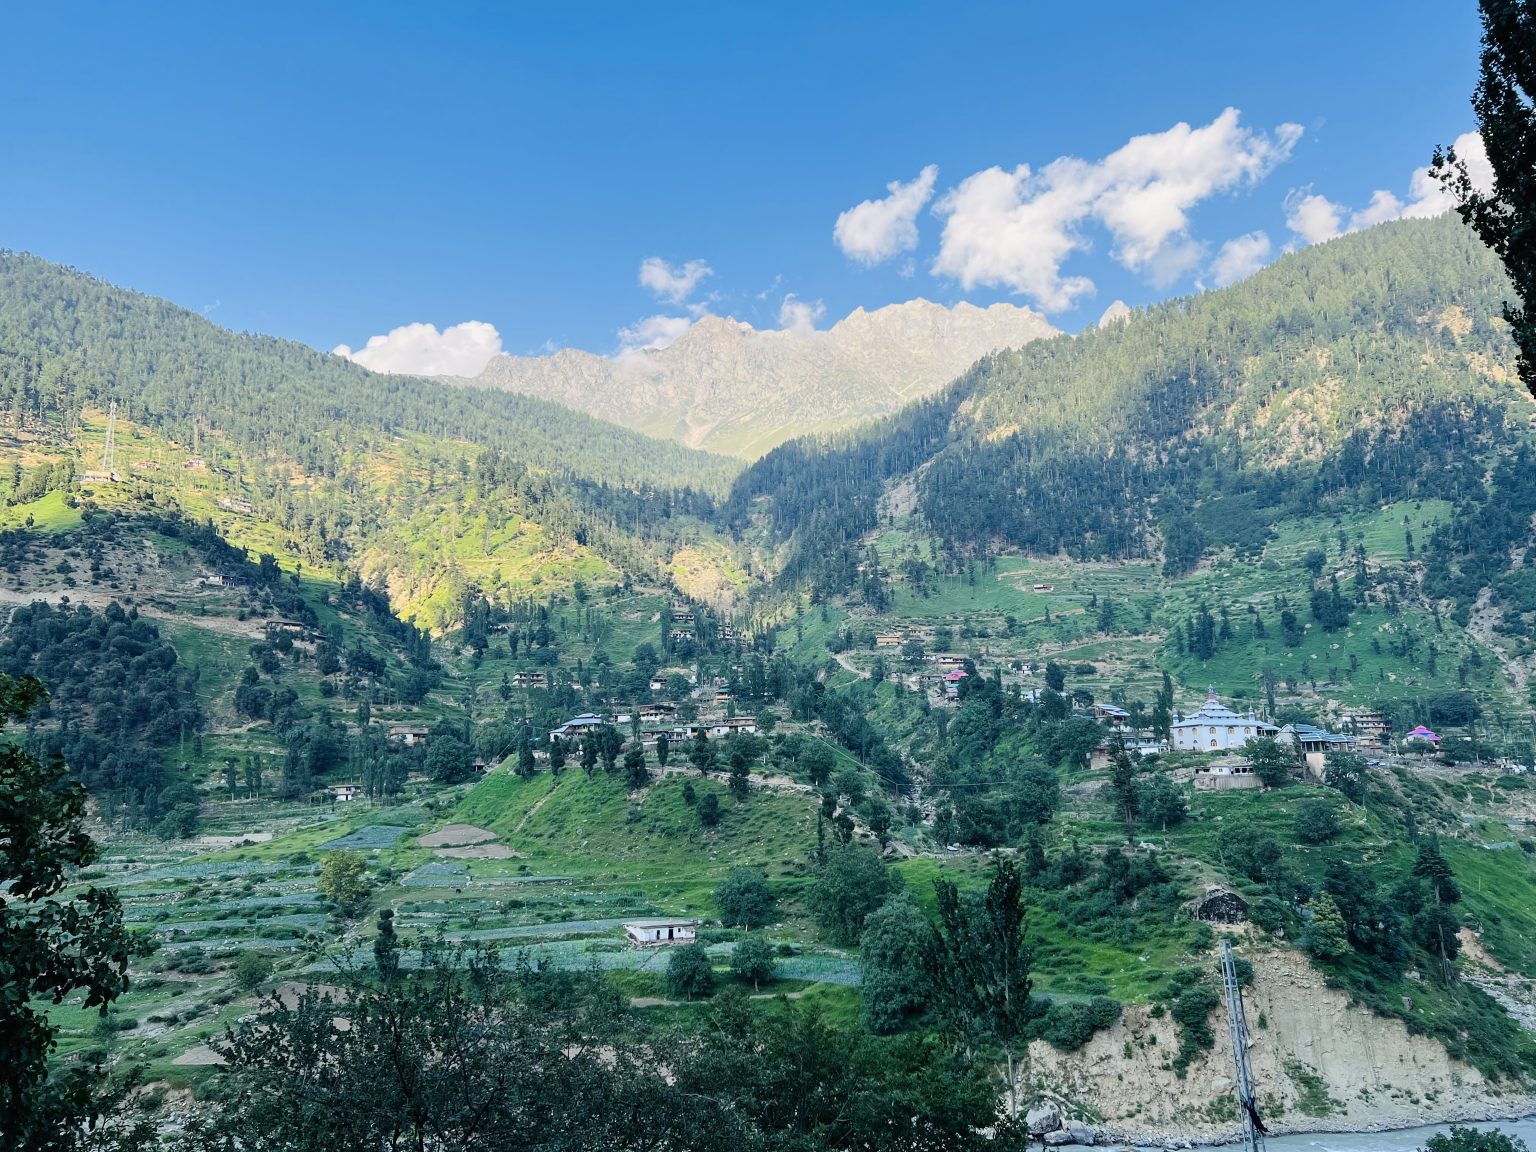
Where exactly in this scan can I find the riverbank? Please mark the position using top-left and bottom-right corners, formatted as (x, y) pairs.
(1028, 944), (1535, 1146)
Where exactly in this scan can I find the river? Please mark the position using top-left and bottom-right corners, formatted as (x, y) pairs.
(1199, 1119), (1536, 1152)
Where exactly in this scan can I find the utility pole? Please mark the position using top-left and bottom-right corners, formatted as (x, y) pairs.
(1221, 938), (1267, 1152)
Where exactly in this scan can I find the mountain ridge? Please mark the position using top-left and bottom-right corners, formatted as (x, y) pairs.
(462, 297), (1058, 458)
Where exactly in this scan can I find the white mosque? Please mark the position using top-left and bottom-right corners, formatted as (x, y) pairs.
(1171, 689), (1278, 752)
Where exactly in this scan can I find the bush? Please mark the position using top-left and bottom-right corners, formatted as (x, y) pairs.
(1036, 996), (1123, 1051)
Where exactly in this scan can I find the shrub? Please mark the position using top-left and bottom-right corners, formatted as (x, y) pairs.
(1036, 996), (1123, 1051)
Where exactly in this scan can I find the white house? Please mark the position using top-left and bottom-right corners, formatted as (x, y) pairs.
(1171, 691), (1277, 752)
(623, 919), (698, 947)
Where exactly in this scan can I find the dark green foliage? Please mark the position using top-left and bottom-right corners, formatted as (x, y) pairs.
(924, 859), (1033, 1110)
(730, 936), (777, 991)
(424, 734), (475, 784)
(809, 845), (900, 947)
(0, 675), (146, 1151)
(666, 943), (716, 1001)
(1035, 996), (1123, 1051)
(1424, 1127), (1530, 1152)
(0, 600), (202, 822)
(713, 868), (775, 930)
(188, 938), (731, 1151)
(1137, 775), (1187, 831)
(1164, 970), (1221, 1077)
(1434, 0), (1536, 396)
(232, 951), (274, 992)
(859, 892), (932, 1035)
(1244, 736), (1301, 788)
(1218, 816), (1283, 883)
(1294, 799), (1341, 844)
(696, 792), (723, 827)
(1323, 750), (1369, 803)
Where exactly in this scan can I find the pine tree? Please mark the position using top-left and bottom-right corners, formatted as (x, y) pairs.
(1434, 0), (1536, 396)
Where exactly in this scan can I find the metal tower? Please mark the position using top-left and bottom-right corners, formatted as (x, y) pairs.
(103, 400), (119, 481)
(1221, 938), (1267, 1152)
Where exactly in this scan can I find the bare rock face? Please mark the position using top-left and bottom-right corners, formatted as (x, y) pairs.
(461, 299), (1057, 459)
(1027, 945), (1535, 1143)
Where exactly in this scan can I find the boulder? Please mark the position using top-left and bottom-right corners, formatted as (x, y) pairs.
(1044, 1132), (1074, 1146)
(1026, 1103), (1062, 1135)
(1067, 1122), (1096, 1146)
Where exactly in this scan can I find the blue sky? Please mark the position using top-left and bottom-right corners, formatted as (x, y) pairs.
(0, 1), (1489, 373)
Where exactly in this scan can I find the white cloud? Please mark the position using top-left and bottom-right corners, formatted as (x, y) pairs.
(1285, 131), (1494, 245)
(333, 320), (502, 377)
(834, 165), (939, 265)
(778, 293), (825, 336)
(639, 257), (713, 304)
(616, 314), (692, 354)
(1283, 190), (1345, 244)
(930, 108), (1302, 311)
(1209, 231), (1272, 287)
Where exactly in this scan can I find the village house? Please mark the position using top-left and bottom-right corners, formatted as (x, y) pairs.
(1032, 583), (1055, 593)
(1171, 690), (1277, 751)
(943, 668), (967, 698)
(1277, 723), (1357, 777)
(875, 632), (904, 648)
(511, 671), (549, 689)
(1340, 709), (1390, 745)
(387, 725), (430, 747)
(330, 784), (364, 802)
(709, 716), (758, 737)
(639, 702), (677, 724)
(649, 676), (667, 692)
(1094, 702), (1131, 729)
(930, 653), (968, 669)
(624, 919), (699, 946)
(713, 689), (732, 704)
(550, 713), (606, 742)
(1405, 724), (1441, 746)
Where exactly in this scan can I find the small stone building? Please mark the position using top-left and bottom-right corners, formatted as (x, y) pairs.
(623, 919), (699, 947)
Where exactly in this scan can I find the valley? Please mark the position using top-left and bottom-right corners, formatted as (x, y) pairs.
(8, 217), (1536, 1147)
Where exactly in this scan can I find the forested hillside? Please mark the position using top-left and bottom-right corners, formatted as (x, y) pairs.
(730, 215), (1532, 601)
(0, 251), (742, 625)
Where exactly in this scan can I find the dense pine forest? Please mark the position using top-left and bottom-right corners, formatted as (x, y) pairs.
(728, 215), (1530, 601)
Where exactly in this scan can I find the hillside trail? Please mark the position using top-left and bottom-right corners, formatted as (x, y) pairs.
(832, 651), (869, 679)
(511, 784), (560, 835)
